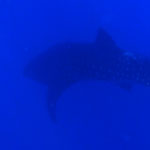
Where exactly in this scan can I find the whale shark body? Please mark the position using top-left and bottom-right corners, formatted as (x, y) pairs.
(24, 28), (150, 121)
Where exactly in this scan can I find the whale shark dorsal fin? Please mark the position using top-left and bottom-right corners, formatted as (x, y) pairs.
(95, 28), (117, 50)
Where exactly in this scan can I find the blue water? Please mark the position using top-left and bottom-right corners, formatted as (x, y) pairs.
(1, 0), (150, 149)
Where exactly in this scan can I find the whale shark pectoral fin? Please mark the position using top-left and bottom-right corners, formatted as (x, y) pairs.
(47, 87), (62, 123)
(118, 82), (133, 91)
(47, 95), (57, 122)
(47, 82), (74, 122)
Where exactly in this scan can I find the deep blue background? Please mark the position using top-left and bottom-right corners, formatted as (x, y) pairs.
(1, 0), (150, 149)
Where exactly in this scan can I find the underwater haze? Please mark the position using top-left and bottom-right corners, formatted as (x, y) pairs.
(1, 0), (150, 149)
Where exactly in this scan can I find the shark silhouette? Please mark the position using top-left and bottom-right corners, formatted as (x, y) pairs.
(24, 28), (150, 122)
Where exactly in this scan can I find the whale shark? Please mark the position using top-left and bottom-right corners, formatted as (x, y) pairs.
(24, 28), (150, 121)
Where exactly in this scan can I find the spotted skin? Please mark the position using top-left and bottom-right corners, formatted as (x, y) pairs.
(24, 28), (150, 121)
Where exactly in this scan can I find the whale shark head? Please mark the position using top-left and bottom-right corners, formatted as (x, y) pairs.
(24, 28), (150, 122)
